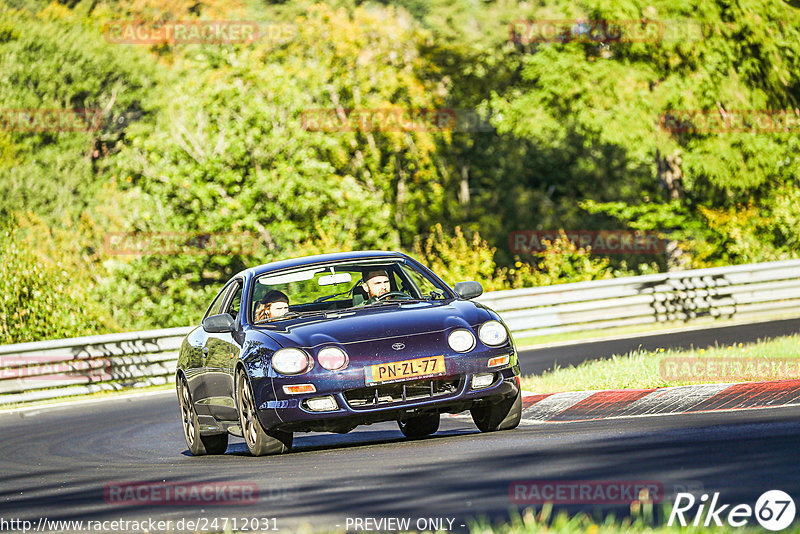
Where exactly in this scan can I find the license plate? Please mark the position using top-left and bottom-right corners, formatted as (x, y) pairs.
(365, 355), (446, 385)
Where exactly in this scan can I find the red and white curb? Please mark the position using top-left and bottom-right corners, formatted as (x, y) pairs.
(511, 379), (800, 423)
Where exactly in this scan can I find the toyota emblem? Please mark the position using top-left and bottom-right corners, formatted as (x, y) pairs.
(391, 343), (405, 351)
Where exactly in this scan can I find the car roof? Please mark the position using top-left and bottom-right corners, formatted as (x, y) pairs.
(238, 250), (410, 279)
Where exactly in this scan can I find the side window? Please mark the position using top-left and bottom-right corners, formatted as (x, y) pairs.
(223, 281), (243, 320)
(389, 267), (406, 293)
(400, 264), (447, 299)
(204, 283), (232, 320)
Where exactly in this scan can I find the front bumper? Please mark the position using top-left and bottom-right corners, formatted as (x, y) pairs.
(256, 355), (520, 433)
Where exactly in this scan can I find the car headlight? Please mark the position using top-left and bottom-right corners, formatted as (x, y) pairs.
(317, 346), (349, 371)
(271, 348), (313, 375)
(448, 329), (476, 352)
(479, 320), (508, 347)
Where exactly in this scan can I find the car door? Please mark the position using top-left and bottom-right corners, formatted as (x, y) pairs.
(185, 281), (235, 418)
(201, 278), (243, 421)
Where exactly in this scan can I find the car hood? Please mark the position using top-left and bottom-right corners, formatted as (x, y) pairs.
(254, 299), (491, 348)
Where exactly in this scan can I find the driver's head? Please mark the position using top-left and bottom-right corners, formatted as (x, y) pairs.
(262, 290), (289, 318)
(361, 269), (390, 299)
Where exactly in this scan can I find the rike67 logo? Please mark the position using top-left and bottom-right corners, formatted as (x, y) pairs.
(669, 490), (796, 531)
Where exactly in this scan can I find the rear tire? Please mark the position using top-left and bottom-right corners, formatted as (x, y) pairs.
(177, 376), (228, 455)
(236, 370), (292, 456)
(470, 390), (522, 432)
(398, 412), (440, 438)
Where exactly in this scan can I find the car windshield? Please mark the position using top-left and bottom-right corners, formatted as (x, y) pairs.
(250, 259), (450, 323)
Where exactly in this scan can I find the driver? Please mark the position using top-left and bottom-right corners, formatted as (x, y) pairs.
(254, 290), (290, 321)
(360, 268), (391, 304)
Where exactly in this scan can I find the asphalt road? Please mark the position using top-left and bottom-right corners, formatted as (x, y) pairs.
(517, 317), (800, 375)
(2, 319), (800, 532)
(2, 391), (800, 532)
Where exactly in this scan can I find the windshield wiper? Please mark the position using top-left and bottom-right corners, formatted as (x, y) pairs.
(363, 298), (423, 308)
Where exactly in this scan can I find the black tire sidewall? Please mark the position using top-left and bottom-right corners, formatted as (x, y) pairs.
(178, 377), (208, 455)
(236, 369), (292, 456)
(471, 390), (522, 432)
(236, 370), (260, 455)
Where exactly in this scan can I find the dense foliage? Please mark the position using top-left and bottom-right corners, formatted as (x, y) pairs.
(1, 0), (798, 342)
(0, 222), (114, 343)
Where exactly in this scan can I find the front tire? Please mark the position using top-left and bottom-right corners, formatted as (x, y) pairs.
(470, 390), (522, 432)
(398, 412), (440, 438)
(236, 370), (292, 456)
(177, 376), (228, 455)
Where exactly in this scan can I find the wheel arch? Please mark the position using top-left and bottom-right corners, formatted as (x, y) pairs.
(175, 368), (187, 384)
(234, 361), (248, 394)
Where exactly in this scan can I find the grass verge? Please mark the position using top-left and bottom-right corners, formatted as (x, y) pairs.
(465, 504), (798, 533)
(521, 334), (800, 393)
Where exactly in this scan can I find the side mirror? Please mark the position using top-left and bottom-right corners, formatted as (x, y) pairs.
(202, 313), (235, 333)
(454, 281), (483, 300)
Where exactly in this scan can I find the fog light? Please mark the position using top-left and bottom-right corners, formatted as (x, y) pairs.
(305, 395), (338, 412)
(472, 373), (495, 389)
(488, 355), (510, 368)
(283, 384), (316, 395)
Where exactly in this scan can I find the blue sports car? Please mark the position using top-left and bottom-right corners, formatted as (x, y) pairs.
(176, 251), (521, 456)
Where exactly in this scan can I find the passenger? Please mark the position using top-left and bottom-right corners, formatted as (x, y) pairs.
(254, 290), (290, 321)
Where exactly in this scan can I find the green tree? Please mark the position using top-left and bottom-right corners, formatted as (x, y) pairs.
(491, 0), (800, 267)
(0, 222), (114, 344)
(0, 4), (156, 223)
(104, 4), (455, 327)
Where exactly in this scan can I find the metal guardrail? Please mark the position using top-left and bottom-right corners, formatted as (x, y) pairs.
(1, 259), (799, 405)
(0, 327), (190, 405)
(476, 259), (800, 338)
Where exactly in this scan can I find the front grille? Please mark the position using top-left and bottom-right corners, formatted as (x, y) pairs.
(344, 377), (461, 409)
